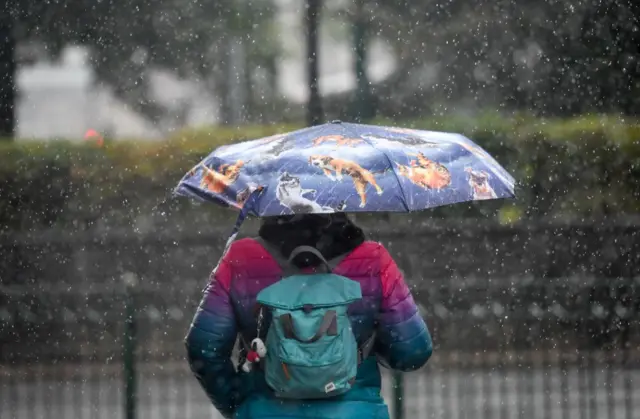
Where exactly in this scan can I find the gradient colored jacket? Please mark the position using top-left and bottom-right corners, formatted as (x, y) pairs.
(185, 238), (433, 419)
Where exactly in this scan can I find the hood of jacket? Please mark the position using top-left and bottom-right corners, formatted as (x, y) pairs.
(257, 213), (365, 268)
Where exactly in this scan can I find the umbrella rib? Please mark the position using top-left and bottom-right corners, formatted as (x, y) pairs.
(343, 123), (411, 212)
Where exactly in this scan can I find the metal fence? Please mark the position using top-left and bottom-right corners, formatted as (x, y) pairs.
(1, 224), (639, 419)
(3, 354), (637, 419)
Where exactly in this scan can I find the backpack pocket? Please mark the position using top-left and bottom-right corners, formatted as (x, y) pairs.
(279, 330), (344, 366)
(265, 320), (359, 399)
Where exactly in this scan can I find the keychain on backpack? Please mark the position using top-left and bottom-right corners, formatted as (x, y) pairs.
(241, 307), (267, 372)
(241, 338), (267, 372)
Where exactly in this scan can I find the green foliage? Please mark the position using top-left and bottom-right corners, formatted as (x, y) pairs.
(1, 115), (639, 232)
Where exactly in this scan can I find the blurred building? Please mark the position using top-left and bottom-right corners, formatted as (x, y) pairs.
(16, 46), (163, 141)
(15, 1), (397, 140)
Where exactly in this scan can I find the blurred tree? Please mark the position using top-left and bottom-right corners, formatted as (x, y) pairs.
(164, 0), (279, 125)
(354, 0), (640, 117)
(11, 0), (164, 119)
(0, 1), (15, 139)
(10, 0), (280, 126)
(306, 0), (324, 126)
(539, 0), (640, 115)
(350, 0), (376, 122)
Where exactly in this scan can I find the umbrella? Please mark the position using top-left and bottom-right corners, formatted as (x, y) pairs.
(174, 120), (515, 252)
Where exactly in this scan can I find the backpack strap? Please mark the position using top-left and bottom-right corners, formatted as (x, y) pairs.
(326, 251), (351, 272)
(358, 332), (377, 364)
(287, 245), (331, 272)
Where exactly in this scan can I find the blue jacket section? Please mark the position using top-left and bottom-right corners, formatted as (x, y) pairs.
(185, 239), (433, 418)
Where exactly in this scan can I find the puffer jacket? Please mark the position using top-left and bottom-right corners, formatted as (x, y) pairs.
(185, 238), (433, 419)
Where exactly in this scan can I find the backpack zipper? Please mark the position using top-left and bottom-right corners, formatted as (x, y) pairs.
(281, 362), (291, 380)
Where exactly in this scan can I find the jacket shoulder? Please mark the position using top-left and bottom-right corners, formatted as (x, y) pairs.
(221, 238), (282, 283)
(224, 238), (271, 263)
(346, 240), (385, 260)
(335, 240), (386, 277)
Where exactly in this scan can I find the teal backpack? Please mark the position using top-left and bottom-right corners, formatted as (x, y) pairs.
(252, 242), (375, 400)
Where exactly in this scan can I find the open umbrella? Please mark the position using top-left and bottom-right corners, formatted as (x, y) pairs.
(174, 120), (515, 251)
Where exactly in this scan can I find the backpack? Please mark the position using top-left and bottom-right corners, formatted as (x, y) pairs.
(251, 239), (375, 400)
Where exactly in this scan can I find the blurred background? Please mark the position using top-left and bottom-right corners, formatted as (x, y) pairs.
(0, 0), (639, 418)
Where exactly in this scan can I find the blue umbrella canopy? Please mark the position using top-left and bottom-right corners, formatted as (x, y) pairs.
(174, 120), (515, 219)
(175, 121), (516, 263)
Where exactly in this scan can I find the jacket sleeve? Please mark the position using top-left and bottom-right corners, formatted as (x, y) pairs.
(185, 256), (241, 418)
(375, 245), (433, 371)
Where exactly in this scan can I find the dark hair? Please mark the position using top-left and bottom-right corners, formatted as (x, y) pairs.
(258, 213), (365, 268)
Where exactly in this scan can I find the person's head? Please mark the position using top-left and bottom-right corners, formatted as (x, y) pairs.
(258, 213), (365, 268)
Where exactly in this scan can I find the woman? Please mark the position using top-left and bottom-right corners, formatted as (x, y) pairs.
(185, 213), (433, 418)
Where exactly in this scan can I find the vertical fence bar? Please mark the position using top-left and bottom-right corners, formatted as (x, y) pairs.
(455, 351), (466, 419)
(560, 350), (569, 419)
(449, 352), (458, 419)
(435, 356), (444, 419)
(498, 350), (509, 419)
(587, 350), (597, 419)
(392, 371), (404, 419)
(623, 339), (632, 419)
(578, 336), (589, 419)
(622, 279), (635, 419)
(605, 349), (614, 419)
(540, 285), (552, 419)
(542, 343), (552, 419)
(515, 350), (524, 418)
(480, 350), (490, 419)
(26, 362), (36, 419)
(122, 272), (138, 419)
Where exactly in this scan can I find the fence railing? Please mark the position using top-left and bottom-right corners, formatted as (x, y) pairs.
(1, 224), (639, 418)
(1, 276), (638, 419)
(1, 348), (638, 419)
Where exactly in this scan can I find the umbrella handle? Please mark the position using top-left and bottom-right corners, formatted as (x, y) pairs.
(210, 188), (264, 278)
